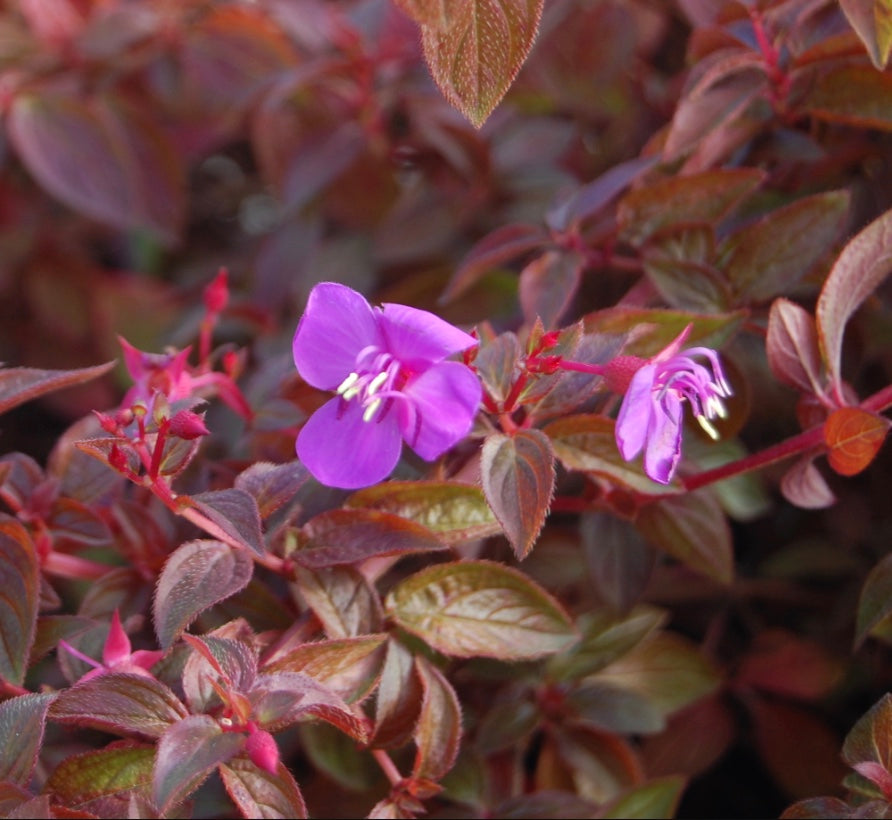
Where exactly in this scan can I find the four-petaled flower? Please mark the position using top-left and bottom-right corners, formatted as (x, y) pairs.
(613, 326), (732, 484)
(293, 282), (482, 489)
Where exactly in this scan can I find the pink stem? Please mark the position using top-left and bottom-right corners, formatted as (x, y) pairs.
(372, 748), (403, 787)
(43, 551), (112, 580)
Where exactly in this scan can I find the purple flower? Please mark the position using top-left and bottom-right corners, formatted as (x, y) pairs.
(614, 327), (732, 484)
(293, 283), (482, 489)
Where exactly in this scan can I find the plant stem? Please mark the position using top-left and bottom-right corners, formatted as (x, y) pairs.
(43, 551), (112, 580)
(372, 748), (403, 787)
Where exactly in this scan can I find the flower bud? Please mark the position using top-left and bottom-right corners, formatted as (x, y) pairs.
(169, 410), (210, 440)
(245, 725), (279, 774)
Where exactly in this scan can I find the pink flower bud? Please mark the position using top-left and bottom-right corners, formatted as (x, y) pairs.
(245, 725), (279, 775)
(169, 410), (210, 440)
(204, 268), (229, 314)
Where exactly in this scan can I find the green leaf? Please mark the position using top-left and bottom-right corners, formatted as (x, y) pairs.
(635, 490), (734, 584)
(413, 655), (462, 782)
(856, 554), (892, 648)
(592, 633), (720, 719)
(817, 206), (892, 393)
(546, 606), (667, 683)
(566, 682), (664, 734)
(481, 429), (555, 559)
(219, 757), (308, 819)
(262, 635), (388, 704)
(153, 540), (255, 649)
(600, 776), (686, 819)
(296, 508), (447, 569)
(291, 565), (383, 639)
(721, 191), (850, 303)
(45, 742), (155, 806)
(187, 489), (265, 556)
(544, 414), (682, 495)
(50, 673), (189, 739)
(153, 714), (245, 814)
(0, 362), (114, 416)
(617, 168), (764, 247)
(0, 518), (39, 686)
(420, 0), (545, 128)
(386, 560), (577, 660)
(0, 693), (56, 786)
(345, 481), (500, 546)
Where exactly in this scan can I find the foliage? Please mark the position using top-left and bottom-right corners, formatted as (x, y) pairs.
(0, 0), (892, 817)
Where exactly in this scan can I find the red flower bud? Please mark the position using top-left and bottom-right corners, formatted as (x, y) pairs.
(603, 355), (646, 395)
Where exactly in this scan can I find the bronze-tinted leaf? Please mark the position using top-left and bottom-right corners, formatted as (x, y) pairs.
(0, 362), (114, 416)
(219, 757), (308, 820)
(291, 565), (383, 639)
(386, 560), (577, 659)
(153, 540), (254, 649)
(481, 429), (555, 559)
(187, 489), (265, 556)
(412, 655), (462, 782)
(823, 407), (890, 477)
(421, 0), (545, 127)
(45, 742), (155, 806)
(371, 639), (424, 749)
(766, 298), (825, 396)
(0, 518), (39, 685)
(0, 693), (56, 786)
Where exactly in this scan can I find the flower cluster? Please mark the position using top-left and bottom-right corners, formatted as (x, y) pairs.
(292, 283), (482, 488)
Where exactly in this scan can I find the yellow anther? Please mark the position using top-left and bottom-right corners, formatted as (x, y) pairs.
(336, 372), (360, 396)
(362, 398), (382, 422)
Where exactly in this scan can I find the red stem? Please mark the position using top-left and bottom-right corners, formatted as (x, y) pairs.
(372, 749), (403, 787)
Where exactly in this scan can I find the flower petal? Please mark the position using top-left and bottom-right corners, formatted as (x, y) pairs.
(379, 303), (477, 366)
(615, 363), (657, 461)
(643, 392), (683, 484)
(400, 361), (481, 460)
(293, 283), (383, 390)
(297, 396), (403, 489)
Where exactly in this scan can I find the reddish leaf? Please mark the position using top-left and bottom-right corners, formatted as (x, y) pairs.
(219, 757), (308, 820)
(0, 518), (39, 685)
(839, 0), (892, 68)
(766, 298), (826, 396)
(566, 682), (664, 735)
(474, 331), (522, 404)
(250, 671), (368, 740)
(412, 655), (462, 782)
(518, 251), (583, 329)
(291, 565), (383, 639)
(45, 742), (155, 806)
(780, 455), (837, 510)
(153, 714), (245, 814)
(385, 560), (577, 659)
(441, 223), (548, 303)
(345, 481), (500, 546)
(823, 407), (890, 477)
(372, 639), (424, 749)
(420, 0), (545, 127)
(617, 168), (764, 247)
(8, 88), (185, 244)
(736, 629), (844, 701)
(0, 693), (55, 786)
(182, 634), (258, 715)
(262, 635), (387, 704)
(635, 490), (734, 584)
(187, 489), (265, 556)
(296, 509), (447, 569)
(817, 203), (892, 393)
(750, 698), (847, 800)
(234, 461), (309, 521)
(481, 429), (555, 559)
(153, 540), (254, 649)
(721, 191), (850, 303)
(50, 673), (189, 739)
(798, 62), (892, 130)
(0, 362), (114, 416)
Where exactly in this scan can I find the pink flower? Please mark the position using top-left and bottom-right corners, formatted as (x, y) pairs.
(613, 327), (732, 484)
(293, 283), (481, 489)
